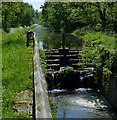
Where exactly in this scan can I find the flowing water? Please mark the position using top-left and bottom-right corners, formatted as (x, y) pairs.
(33, 25), (116, 119)
(49, 89), (116, 118)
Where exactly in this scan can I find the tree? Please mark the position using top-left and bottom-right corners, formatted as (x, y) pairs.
(2, 2), (38, 32)
(40, 2), (117, 32)
(2, 2), (21, 32)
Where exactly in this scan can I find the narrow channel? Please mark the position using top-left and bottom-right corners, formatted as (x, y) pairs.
(34, 25), (116, 119)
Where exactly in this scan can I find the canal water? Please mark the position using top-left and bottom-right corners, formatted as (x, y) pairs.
(33, 25), (116, 119)
(34, 25), (82, 49)
(49, 89), (115, 118)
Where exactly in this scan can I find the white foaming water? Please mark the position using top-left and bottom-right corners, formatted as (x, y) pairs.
(48, 89), (67, 93)
(52, 73), (54, 79)
(74, 88), (93, 93)
(80, 76), (84, 82)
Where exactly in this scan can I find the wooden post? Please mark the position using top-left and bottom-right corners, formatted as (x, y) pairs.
(62, 33), (65, 49)
(60, 21), (66, 49)
(27, 31), (35, 47)
(27, 32), (30, 47)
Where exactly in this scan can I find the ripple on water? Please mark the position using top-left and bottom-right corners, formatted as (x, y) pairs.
(49, 88), (116, 118)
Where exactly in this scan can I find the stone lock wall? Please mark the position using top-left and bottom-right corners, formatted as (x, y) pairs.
(33, 37), (52, 118)
(100, 62), (117, 112)
(106, 68), (117, 111)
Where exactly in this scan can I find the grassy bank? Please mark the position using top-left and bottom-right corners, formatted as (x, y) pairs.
(2, 24), (38, 118)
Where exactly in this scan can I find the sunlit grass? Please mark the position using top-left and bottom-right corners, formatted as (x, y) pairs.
(2, 24), (37, 118)
(83, 32), (116, 49)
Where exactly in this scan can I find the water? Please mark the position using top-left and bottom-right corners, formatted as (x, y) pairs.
(34, 25), (82, 49)
(49, 89), (116, 119)
(79, 72), (84, 88)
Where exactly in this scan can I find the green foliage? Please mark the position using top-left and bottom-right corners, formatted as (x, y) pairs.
(39, 49), (47, 75)
(84, 32), (116, 49)
(63, 67), (73, 72)
(79, 31), (117, 93)
(40, 2), (73, 32)
(2, 25), (37, 118)
(60, 67), (74, 75)
(40, 2), (117, 33)
(72, 26), (91, 40)
(49, 97), (58, 118)
(2, 2), (39, 32)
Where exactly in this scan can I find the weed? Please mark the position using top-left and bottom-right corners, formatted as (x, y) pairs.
(39, 49), (47, 75)
(49, 97), (58, 118)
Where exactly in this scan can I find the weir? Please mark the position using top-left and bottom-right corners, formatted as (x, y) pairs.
(45, 48), (95, 90)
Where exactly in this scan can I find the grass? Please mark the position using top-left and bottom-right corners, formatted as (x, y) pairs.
(2, 24), (38, 118)
(72, 26), (91, 40)
(83, 32), (116, 49)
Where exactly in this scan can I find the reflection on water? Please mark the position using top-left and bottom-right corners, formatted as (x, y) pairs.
(34, 25), (82, 49)
(49, 88), (116, 118)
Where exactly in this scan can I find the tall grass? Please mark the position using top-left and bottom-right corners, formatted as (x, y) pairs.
(2, 24), (38, 118)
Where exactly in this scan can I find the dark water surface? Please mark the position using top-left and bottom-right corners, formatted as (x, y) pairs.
(34, 25), (82, 49)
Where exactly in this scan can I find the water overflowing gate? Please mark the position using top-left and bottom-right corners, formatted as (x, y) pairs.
(45, 48), (94, 90)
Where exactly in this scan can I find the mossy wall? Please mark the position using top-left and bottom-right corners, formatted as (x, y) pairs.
(100, 65), (117, 112)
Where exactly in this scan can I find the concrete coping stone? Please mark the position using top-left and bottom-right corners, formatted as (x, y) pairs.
(33, 37), (52, 118)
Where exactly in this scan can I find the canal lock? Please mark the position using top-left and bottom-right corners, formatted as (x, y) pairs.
(45, 48), (95, 90)
(45, 48), (116, 118)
